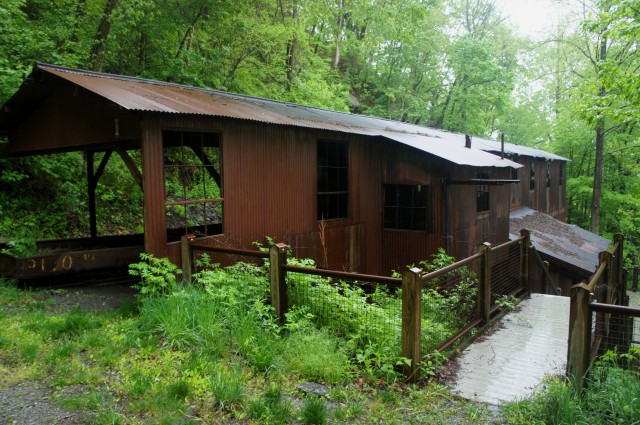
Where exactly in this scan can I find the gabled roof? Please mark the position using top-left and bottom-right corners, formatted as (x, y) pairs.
(509, 207), (610, 275)
(0, 63), (530, 168)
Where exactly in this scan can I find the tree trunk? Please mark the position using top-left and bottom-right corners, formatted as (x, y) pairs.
(331, 0), (346, 70)
(89, 0), (119, 72)
(589, 35), (608, 234)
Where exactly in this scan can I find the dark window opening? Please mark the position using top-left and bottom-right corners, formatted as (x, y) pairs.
(546, 161), (551, 188)
(511, 167), (518, 181)
(317, 140), (348, 220)
(476, 173), (490, 213)
(559, 164), (564, 185)
(163, 130), (222, 241)
(384, 184), (430, 231)
(529, 159), (535, 190)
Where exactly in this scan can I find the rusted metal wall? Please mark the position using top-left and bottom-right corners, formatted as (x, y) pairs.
(4, 90), (520, 277)
(152, 116), (515, 275)
(510, 156), (566, 220)
(378, 144), (446, 274)
(446, 167), (512, 263)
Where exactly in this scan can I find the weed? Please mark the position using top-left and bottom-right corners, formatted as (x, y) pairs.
(300, 397), (328, 425)
(129, 253), (182, 297)
(248, 385), (293, 424)
(496, 294), (518, 311)
(40, 307), (102, 339)
(19, 342), (39, 363)
(284, 327), (350, 383)
(210, 367), (245, 410)
(166, 378), (191, 400)
(55, 390), (104, 410)
(126, 370), (153, 398)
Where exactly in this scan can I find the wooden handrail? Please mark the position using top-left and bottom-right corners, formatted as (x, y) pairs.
(283, 263), (402, 287)
(572, 259), (608, 293)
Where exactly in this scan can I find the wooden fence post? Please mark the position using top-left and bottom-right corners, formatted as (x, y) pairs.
(633, 265), (639, 292)
(520, 229), (531, 296)
(478, 242), (492, 324)
(401, 267), (422, 381)
(270, 243), (289, 324)
(567, 286), (592, 393)
(180, 234), (196, 282)
(614, 234), (625, 304)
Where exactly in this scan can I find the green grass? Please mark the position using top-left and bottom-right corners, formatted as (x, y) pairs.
(0, 269), (521, 424)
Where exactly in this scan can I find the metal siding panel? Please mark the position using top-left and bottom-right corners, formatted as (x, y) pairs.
(141, 117), (167, 257)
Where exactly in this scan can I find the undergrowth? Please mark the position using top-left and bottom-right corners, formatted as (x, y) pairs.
(0, 259), (505, 424)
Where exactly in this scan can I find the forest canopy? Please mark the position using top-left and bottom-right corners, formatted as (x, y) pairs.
(1, 0), (639, 263)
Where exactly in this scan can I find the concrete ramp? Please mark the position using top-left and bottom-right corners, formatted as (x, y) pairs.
(450, 294), (570, 405)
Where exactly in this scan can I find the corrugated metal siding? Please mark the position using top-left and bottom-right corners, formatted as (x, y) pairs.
(141, 116), (167, 257)
(509, 157), (567, 221)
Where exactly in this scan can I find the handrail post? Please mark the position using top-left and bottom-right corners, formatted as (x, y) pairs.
(614, 234), (625, 305)
(180, 234), (196, 282)
(270, 243), (289, 324)
(478, 242), (492, 323)
(567, 285), (592, 394)
(520, 229), (531, 296)
(401, 267), (422, 381)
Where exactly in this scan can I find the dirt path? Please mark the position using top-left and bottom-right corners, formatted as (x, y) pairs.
(0, 284), (137, 425)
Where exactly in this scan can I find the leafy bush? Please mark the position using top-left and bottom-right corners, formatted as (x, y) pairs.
(129, 253), (182, 297)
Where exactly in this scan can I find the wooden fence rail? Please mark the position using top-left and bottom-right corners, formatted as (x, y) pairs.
(182, 233), (531, 381)
(567, 234), (630, 392)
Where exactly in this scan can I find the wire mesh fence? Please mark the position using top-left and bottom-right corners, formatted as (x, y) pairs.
(185, 234), (529, 379)
(421, 255), (481, 354)
(490, 239), (523, 308)
(287, 268), (403, 354)
(591, 304), (640, 361)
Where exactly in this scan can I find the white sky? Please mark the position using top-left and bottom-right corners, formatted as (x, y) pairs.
(495, 0), (573, 39)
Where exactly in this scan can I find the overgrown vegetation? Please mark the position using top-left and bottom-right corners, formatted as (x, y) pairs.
(2, 251), (639, 423)
(0, 257), (499, 424)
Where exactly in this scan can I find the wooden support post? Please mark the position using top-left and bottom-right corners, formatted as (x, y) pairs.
(520, 229), (531, 296)
(633, 265), (639, 292)
(614, 234), (625, 304)
(87, 151), (97, 238)
(567, 286), (592, 394)
(270, 243), (289, 324)
(180, 234), (196, 282)
(401, 267), (422, 381)
(87, 150), (113, 239)
(604, 251), (615, 305)
(478, 242), (492, 323)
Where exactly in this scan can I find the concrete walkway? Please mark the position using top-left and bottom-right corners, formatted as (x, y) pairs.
(449, 294), (570, 405)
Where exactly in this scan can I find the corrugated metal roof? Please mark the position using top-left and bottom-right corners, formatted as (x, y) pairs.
(509, 207), (610, 274)
(5, 63), (530, 168)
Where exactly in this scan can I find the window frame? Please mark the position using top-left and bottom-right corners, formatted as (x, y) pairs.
(383, 184), (431, 232)
(317, 139), (349, 220)
(162, 130), (223, 238)
(476, 173), (490, 214)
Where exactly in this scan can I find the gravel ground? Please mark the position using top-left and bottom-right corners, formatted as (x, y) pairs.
(0, 284), (137, 425)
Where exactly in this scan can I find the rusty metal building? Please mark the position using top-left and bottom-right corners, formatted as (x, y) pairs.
(2, 63), (580, 279)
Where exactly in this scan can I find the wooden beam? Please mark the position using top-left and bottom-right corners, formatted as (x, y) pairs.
(189, 145), (221, 188)
(114, 144), (143, 190)
(87, 150), (113, 238)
